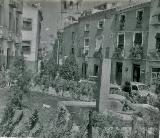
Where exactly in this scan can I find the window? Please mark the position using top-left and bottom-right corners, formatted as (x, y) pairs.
(9, 7), (15, 31)
(0, 49), (3, 55)
(84, 38), (89, 47)
(158, 0), (160, 7)
(136, 10), (143, 28)
(152, 68), (160, 85)
(72, 32), (75, 43)
(98, 20), (104, 29)
(117, 34), (124, 49)
(155, 33), (160, 52)
(84, 38), (90, 55)
(85, 24), (90, 31)
(22, 41), (31, 54)
(69, 1), (73, 7)
(93, 64), (99, 76)
(82, 63), (88, 78)
(134, 32), (142, 46)
(16, 13), (20, 34)
(158, 14), (160, 22)
(105, 47), (110, 58)
(71, 47), (74, 54)
(23, 18), (32, 31)
(119, 14), (125, 30)
(63, 1), (67, 9)
(95, 36), (103, 51)
(84, 47), (89, 55)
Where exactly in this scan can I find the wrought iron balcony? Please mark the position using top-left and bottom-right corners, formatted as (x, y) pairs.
(151, 15), (160, 26)
(0, 26), (7, 39)
(16, 0), (23, 14)
(130, 45), (143, 60)
(112, 47), (124, 59)
(8, 31), (15, 41)
(9, 0), (17, 8)
(15, 33), (22, 44)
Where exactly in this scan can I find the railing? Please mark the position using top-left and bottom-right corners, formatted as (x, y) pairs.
(112, 47), (124, 59)
(8, 31), (15, 41)
(150, 15), (160, 26)
(0, 26), (7, 39)
(16, 0), (23, 14)
(9, 0), (17, 8)
(130, 45), (143, 60)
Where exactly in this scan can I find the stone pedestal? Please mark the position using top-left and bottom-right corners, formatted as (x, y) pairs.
(98, 59), (111, 113)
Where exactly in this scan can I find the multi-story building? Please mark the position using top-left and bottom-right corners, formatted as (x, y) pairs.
(111, 0), (151, 85)
(63, 7), (117, 79)
(22, 2), (43, 72)
(0, 0), (23, 69)
(63, 0), (160, 87)
(147, 0), (160, 87)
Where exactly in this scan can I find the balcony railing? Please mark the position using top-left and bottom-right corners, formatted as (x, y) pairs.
(112, 47), (124, 59)
(0, 26), (7, 39)
(9, 0), (17, 8)
(8, 31), (15, 41)
(16, 0), (23, 14)
(130, 45), (143, 59)
(151, 15), (160, 26)
(15, 33), (22, 44)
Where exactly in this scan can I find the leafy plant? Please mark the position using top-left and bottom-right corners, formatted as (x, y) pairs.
(130, 45), (143, 59)
(112, 47), (124, 59)
(59, 55), (80, 81)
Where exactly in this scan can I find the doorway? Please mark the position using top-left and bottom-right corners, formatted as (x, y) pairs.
(7, 48), (11, 69)
(82, 63), (88, 79)
(133, 64), (140, 82)
(116, 62), (123, 85)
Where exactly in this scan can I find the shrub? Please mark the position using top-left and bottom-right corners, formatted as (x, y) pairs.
(59, 55), (80, 81)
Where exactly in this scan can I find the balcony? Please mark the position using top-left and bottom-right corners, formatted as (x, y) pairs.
(112, 47), (124, 59)
(0, 26), (7, 39)
(151, 15), (160, 26)
(16, 0), (23, 14)
(15, 33), (22, 44)
(130, 45), (143, 60)
(9, 0), (17, 8)
(8, 31), (15, 41)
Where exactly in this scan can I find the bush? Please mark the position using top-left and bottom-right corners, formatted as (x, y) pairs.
(59, 55), (80, 81)
(92, 111), (124, 138)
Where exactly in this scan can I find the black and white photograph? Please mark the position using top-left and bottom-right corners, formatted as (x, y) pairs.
(0, 0), (160, 137)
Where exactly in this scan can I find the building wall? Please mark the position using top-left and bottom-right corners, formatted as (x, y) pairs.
(0, 0), (23, 68)
(147, 0), (160, 88)
(22, 3), (42, 72)
(111, 2), (150, 85)
(62, 0), (160, 86)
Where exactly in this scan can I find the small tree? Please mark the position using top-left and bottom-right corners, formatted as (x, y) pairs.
(59, 55), (80, 81)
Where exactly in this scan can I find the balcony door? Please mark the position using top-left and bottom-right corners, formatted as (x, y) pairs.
(133, 64), (140, 82)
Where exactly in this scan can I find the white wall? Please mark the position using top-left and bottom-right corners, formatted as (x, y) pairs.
(22, 3), (39, 62)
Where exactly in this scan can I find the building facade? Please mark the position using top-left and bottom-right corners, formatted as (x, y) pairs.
(62, 0), (160, 87)
(22, 2), (43, 72)
(0, 0), (23, 69)
(111, 1), (151, 85)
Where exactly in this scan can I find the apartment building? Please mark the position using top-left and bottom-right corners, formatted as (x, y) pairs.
(111, 1), (151, 85)
(63, 7), (116, 79)
(22, 2), (43, 72)
(62, 0), (160, 87)
(147, 0), (160, 86)
(0, 0), (23, 68)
